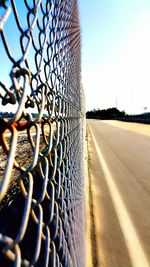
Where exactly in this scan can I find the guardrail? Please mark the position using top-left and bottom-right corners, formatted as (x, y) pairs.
(118, 117), (150, 124)
(0, 0), (85, 266)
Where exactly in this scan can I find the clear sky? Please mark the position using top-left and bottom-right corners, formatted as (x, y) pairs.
(78, 0), (150, 114)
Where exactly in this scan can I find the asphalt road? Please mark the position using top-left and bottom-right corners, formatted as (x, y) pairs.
(88, 119), (150, 267)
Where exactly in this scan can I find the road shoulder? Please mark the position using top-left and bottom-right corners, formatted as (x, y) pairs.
(103, 120), (150, 137)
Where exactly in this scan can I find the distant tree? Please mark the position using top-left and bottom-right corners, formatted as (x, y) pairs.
(86, 108), (126, 120)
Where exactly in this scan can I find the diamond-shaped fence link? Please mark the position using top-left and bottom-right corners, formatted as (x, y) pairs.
(0, 0), (85, 266)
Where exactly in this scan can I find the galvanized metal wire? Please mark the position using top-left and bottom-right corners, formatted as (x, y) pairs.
(0, 0), (85, 266)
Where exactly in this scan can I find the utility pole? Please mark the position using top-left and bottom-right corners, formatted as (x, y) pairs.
(116, 99), (118, 109)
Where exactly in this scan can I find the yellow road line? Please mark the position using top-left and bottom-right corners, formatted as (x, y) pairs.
(89, 126), (149, 267)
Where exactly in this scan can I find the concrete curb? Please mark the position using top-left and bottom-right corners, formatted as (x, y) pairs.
(85, 130), (93, 267)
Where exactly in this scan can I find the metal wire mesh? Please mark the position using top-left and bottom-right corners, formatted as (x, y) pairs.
(0, 0), (85, 266)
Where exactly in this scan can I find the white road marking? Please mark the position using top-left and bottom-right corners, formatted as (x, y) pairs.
(89, 126), (149, 267)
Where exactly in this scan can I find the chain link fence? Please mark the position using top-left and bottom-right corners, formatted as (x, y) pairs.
(0, 0), (85, 266)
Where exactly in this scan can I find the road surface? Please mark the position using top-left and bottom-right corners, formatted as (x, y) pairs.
(88, 119), (150, 267)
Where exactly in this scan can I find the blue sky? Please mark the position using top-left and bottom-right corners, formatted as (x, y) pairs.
(78, 0), (150, 114)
